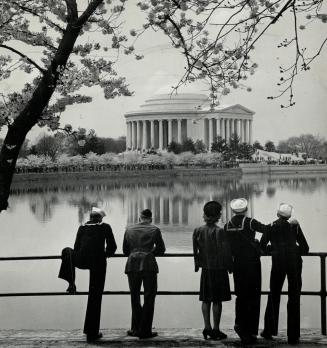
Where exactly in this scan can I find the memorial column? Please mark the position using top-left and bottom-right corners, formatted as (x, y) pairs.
(216, 117), (220, 139)
(221, 118), (225, 140)
(168, 119), (173, 145)
(177, 119), (182, 143)
(237, 119), (241, 141)
(208, 118), (214, 151)
(226, 118), (230, 143)
(249, 120), (253, 145)
(142, 120), (147, 150)
(150, 120), (155, 149)
(231, 118), (235, 137)
(159, 119), (163, 150)
(244, 119), (249, 144)
(136, 120), (141, 149)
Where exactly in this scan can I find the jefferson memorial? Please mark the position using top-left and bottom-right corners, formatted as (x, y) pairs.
(124, 93), (254, 151)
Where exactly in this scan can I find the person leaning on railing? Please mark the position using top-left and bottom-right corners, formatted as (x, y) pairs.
(58, 207), (117, 343)
(123, 208), (166, 339)
(260, 203), (309, 345)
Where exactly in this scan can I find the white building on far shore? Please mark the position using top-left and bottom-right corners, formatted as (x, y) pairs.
(252, 149), (305, 163)
(124, 93), (255, 151)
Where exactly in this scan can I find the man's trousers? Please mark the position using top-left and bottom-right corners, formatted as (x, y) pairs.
(263, 257), (302, 340)
(58, 247), (107, 336)
(127, 272), (157, 335)
(233, 260), (262, 336)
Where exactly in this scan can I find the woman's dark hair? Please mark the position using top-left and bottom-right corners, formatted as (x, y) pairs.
(203, 201), (222, 224)
(203, 201), (222, 216)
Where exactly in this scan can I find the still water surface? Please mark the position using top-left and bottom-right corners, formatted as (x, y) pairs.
(0, 173), (326, 330)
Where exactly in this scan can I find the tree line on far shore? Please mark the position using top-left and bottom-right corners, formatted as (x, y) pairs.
(1, 130), (326, 174)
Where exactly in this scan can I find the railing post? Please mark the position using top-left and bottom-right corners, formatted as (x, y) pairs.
(321, 255), (326, 335)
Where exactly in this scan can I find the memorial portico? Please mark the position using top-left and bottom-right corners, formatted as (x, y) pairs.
(125, 94), (255, 151)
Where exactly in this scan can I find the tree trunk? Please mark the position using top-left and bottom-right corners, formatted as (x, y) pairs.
(0, 23), (81, 211)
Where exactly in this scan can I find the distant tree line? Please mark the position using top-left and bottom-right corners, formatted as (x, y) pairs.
(167, 134), (255, 161)
(252, 134), (327, 160)
(0, 129), (126, 161)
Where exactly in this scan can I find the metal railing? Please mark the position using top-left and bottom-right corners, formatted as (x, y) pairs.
(0, 252), (326, 335)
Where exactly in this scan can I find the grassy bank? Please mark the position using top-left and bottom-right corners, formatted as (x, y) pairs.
(12, 167), (241, 184)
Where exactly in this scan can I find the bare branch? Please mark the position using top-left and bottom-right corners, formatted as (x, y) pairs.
(0, 44), (45, 74)
(271, 0), (295, 24)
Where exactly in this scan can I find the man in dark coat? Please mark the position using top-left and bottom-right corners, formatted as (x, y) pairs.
(260, 203), (309, 345)
(224, 198), (267, 345)
(58, 207), (117, 343)
(123, 209), (166, 339)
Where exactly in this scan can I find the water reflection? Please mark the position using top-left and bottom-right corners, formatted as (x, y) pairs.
(10, 173), (327, 229)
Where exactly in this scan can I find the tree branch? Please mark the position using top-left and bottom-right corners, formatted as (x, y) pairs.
(0, 44), (45, 74)
(11, 1), (65, 32)
(76, 0), (104, 26)
(271, 0), (295, 24)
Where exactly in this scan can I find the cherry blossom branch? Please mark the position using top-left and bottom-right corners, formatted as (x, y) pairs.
(11, 1), (65, 32)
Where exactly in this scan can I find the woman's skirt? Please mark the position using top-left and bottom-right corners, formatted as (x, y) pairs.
(199, 269), (231, 302)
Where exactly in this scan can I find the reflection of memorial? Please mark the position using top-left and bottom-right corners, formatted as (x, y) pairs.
(11, 175), (327, 230)
(29, 194), (59, 223)
(126, 187), (255, 228)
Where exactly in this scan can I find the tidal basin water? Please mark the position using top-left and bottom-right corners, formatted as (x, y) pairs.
(0, 173), (326, 330)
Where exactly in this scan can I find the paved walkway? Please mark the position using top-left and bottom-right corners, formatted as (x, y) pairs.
(0, 329), (326, 347)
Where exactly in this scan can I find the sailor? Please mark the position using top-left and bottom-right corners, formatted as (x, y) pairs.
(224, 198), (267, 345)
(260, 203), (309, 345)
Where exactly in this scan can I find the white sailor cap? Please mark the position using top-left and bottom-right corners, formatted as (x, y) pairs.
(277, 203), (293, 218)
(91, 207), (106, 218)
(230, 198), (248, 213)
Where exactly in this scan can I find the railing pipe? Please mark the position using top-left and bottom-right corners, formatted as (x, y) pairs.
(0, 252), (326, 335)
(321, 255), (326, 335)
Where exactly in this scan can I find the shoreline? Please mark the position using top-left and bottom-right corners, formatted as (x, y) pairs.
(11, 164), (327, 184)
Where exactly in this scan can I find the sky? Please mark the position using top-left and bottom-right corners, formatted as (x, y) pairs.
(0, 2), (326, 145)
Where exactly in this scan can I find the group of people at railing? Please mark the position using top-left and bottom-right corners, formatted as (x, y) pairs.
(58, 198), (309, 344)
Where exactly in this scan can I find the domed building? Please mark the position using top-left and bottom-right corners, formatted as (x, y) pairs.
(124, 93), (254, 151)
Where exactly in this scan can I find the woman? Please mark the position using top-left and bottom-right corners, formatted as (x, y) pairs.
(193, 201), (232, 340)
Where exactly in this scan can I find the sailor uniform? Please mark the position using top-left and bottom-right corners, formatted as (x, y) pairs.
(260, 218), (309, 341)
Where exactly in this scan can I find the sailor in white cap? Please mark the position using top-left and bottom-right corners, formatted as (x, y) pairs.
(58, 206), (117, 343)
(224, 198), (268, 345)
(260, 203), (309, 345)
(91, 207), (106, 218)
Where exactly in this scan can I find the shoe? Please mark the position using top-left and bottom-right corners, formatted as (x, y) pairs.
(251, 335), (258, 342)
(202, 328), (212, 340)
(86, 332), (103, 343)
(234, 326), (254, 345)
(66, 284), (76, 294)
(234, 325), (244, 339)
(127, 329), (138, 337)
(138, 331), (158, 339)
(288, 337), (299, 345)
(212, 329), (227, 340)
(260, 330), (273, 340)
(241, 335), (257, 345)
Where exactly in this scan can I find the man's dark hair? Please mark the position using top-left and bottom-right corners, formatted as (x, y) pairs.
(140, 209), (152, 219)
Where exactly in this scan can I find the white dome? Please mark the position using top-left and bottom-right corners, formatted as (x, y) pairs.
(139, 93), (211, 112)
